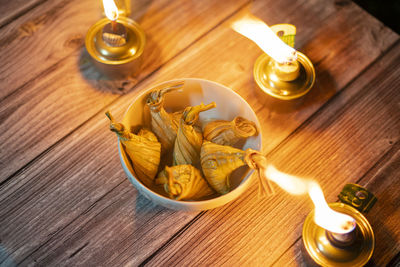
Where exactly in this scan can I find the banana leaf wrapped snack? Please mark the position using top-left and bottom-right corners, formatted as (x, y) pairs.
(156, 165), (215, 200)
(173, 102), (216, 166)
(203, 116), (258, 146)
(106, 111), (161, 188)
(200, 141), (247, 194)
(201, 141), (273, 196)
(146, 82), (184, 153)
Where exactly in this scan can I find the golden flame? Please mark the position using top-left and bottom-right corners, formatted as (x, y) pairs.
(103, 0), (119, 21)
(231, 15), (297, 64)
(265, 165), (356, 234)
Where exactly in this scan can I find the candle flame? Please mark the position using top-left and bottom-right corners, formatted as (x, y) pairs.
(103, 0), (119, 21)
(231, 15), (297, 64)
(265, 165), (356, 234)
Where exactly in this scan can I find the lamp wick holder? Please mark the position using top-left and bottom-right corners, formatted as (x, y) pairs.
(102, 21), (127, 47)
(326, 227), (358, 248)
(254, 24), (315, 100)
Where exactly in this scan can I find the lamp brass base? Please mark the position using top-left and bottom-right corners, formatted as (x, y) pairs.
(254, 52), (315, 100)
(85, 17), (146, 79)
(302, 203), (374, 267)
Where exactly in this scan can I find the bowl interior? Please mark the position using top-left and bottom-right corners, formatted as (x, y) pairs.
(120, 78), (262, 205)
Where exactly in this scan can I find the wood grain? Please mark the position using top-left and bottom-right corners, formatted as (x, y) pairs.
(145, 42), (400, 266)
(148, 0), (398, 155)
(273, 141), (400, 266)
(0, 0), (48, 28)
(0, 0), (249, 182)
(0, 88), (198, 265)
(363, 147), (400, 266)
(0, 0), (398, 266)
(0, 0), (249, 100)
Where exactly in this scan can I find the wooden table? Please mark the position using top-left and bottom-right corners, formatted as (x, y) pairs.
(0, 0), (399, 266)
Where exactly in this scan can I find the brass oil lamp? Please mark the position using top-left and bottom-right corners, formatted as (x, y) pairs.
(302, 184), (376, 266)
(232, 15), (315, 100)
(264, 166), (376, 266)
(85, 0), (145, 78)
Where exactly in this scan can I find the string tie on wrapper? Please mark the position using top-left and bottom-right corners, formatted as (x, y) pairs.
(245, 149), (274, 197)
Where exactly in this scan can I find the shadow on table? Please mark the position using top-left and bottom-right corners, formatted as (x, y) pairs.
(0, 245), (17, 267)
(78, 48), (138, 95)
(134, 190), (164, 215)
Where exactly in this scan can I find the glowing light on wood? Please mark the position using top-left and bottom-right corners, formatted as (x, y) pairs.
(265, 165), (356, 234)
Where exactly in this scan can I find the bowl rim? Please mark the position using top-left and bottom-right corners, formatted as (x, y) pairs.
(119, 78), (263, 207)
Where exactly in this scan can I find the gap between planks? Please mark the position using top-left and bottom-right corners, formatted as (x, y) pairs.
(0, 0), (396, 266)
(43, 13), (400, 267)
(0, 0), (257, 184)
(270, 140), (400, 266)
(0, 2), (251, 263)
(254, 37), (400, 158)
(0, 0), (50, 29)
(0, 0), (251, 190)
(138, 211), (206, 267)
(138, 39), (400, 266)
(15, 179), (125, 264)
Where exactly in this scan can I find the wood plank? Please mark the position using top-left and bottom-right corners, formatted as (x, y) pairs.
(363, 147), (400, 266)
(0, 0), (91, 100)
(273, 142), (400, 266)
(0, 1), (397, 266)
(144, 0), (398, 154)
(0, 0), (395, 182)
(0, 83), (200, 266)
(145, 41), (400, 266)
(0, 0), (250, 182)
(0, 0), (249, 100)
(0, 0), (47, 28)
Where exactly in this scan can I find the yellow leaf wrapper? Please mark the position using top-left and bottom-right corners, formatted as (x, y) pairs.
(106, 111), (161, 188)
(203, 116), (258, 146)
(201, 141), (274, 196)
(146, 86), (183, 154)
(156, 165), (215, 200)
(200, 141), (247, 194)
(173, 102), (216, 166)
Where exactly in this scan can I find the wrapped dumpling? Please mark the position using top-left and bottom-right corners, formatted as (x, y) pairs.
(200, 141), (247, 194)
(201, 141), (274, 196)
(155, 165), (215, 200)
(203, 116), (258, 146)
(106, 111), (161, 188)
(146, 82), (184, 153)
(173, 102), (216, 166)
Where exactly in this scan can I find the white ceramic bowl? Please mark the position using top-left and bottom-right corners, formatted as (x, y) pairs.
(118, 78), (262, 211)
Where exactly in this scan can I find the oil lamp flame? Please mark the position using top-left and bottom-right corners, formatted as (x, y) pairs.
(231, 15), (297, 64)
(103, 0), (119, 21)
(265, 165), (356, 234)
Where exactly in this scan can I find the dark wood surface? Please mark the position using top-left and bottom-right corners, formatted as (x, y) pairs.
(0, 0), (399, 266)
